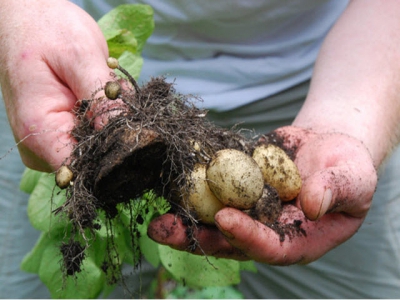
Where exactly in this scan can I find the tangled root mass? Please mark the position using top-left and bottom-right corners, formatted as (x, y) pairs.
(53, 71), (304, 283)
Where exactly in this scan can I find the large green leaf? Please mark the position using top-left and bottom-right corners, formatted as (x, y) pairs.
(98, 4), (154, 54)
(26, 172), (67, 232)
(38, 242), (104, 299)
(158, 245), (241, 288)
(117, 51), (144, 80)
(98, 4), (154, 58)
(167, 285), (244, 299)
(20, 168), (43, 194)
(20, 232), (51, 274)
(98, 4), (154, 80)
(21, 230), (104, 298)
(139, 234), (160, 268)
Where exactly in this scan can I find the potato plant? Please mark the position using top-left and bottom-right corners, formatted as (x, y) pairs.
(47, 51), (307, 290)
(21, 4), (306, 298)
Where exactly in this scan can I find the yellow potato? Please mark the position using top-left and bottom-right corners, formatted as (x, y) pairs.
(252, 144), (302, 201)
(106, 57), (119, 69)
(187, 164), (225, 224)
(55, 165), (74, 189)
(206, 149), (264, 209)
(104, 81), (121, 100)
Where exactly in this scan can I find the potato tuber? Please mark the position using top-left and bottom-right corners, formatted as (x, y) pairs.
(55, 165), (74, 189)
(104, 81), (122, 100)
(252, 144), (302, 201)
(206, 149), (264, 209)
(186, 164), (225, 224)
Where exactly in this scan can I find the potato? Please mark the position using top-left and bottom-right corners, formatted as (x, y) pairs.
(106, 57), (119, 69)
(104, 81), (121, 100)
(186, 164), (225, 224)
(206, 149), (264, 209)
(252, 144), (302, 201)
(55, 165), (74, 189)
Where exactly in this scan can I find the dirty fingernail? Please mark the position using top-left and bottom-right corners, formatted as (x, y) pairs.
(317, 188), (332, 219)
(215, 219), (235, 240)
(147, 219), (174, 243)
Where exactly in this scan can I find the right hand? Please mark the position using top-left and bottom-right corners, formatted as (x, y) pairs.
(148, 126), (377, 265)
(0, 0), (113, 171)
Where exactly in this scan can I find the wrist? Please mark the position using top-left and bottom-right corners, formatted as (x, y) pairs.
(293, 96), (395, 169)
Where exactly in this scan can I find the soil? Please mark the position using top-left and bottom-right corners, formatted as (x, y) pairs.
(53, 66), (305, 282)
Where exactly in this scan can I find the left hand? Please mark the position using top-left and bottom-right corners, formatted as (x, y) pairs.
(0, 0), (113, 172)
(147, 126), (377, 265)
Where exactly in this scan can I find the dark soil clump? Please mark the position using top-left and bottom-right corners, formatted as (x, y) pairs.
(60, 240), (85, 276)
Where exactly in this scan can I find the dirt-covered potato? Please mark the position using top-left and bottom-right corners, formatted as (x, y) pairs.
(206, 149), (264, 209)
(186, 164), (225, 224)
(252, 144), (302, 201)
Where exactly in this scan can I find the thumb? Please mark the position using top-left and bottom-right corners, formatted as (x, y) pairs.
(46, 1), (113, 101)
(298, 162), (377, 220)
(51, 39), (120, 130)
(52, 46), (113, 101)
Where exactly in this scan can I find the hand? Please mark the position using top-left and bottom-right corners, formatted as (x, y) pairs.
(148, 126), (377, 265)
(0, 0), (113, 171)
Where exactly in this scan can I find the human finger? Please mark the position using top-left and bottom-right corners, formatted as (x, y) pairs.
(213, 206), (362, 265)
(147, 213), (249, 260)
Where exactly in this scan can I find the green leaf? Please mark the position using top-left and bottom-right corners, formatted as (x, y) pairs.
(21, 232), (52, 273)
(27, 173), (67, 232)
(118, 192), (169, 267)
(105, 29), (138, 58)
(167, 285), (244, 299)
(139, 234), (160, 268)
(39, 243), (104, 299)
(20, 168), (43, 194)
(116, 51), (143, 80)
(87, 230), (108, 267)
(98, 4), (154, 56)
(21, 230), (104, 299)
(239, 260), (257, 273)
(158, 245), (241, 288)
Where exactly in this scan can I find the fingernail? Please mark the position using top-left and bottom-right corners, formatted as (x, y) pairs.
(317, 188), (332, 219)
(147, 219), (175, 244)
(214, 219), (235, 240)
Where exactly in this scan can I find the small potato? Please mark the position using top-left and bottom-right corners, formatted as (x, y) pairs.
(106, 57), (119, 69)
(186, 164), (225, 224)
(55, 165), (74, 189)
(104, 81), (122, 100)
(206, 149), (264, 209)
(252, 144), (302, 201)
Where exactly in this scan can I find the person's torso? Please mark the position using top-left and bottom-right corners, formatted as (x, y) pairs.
(72, 0), (348, 110)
